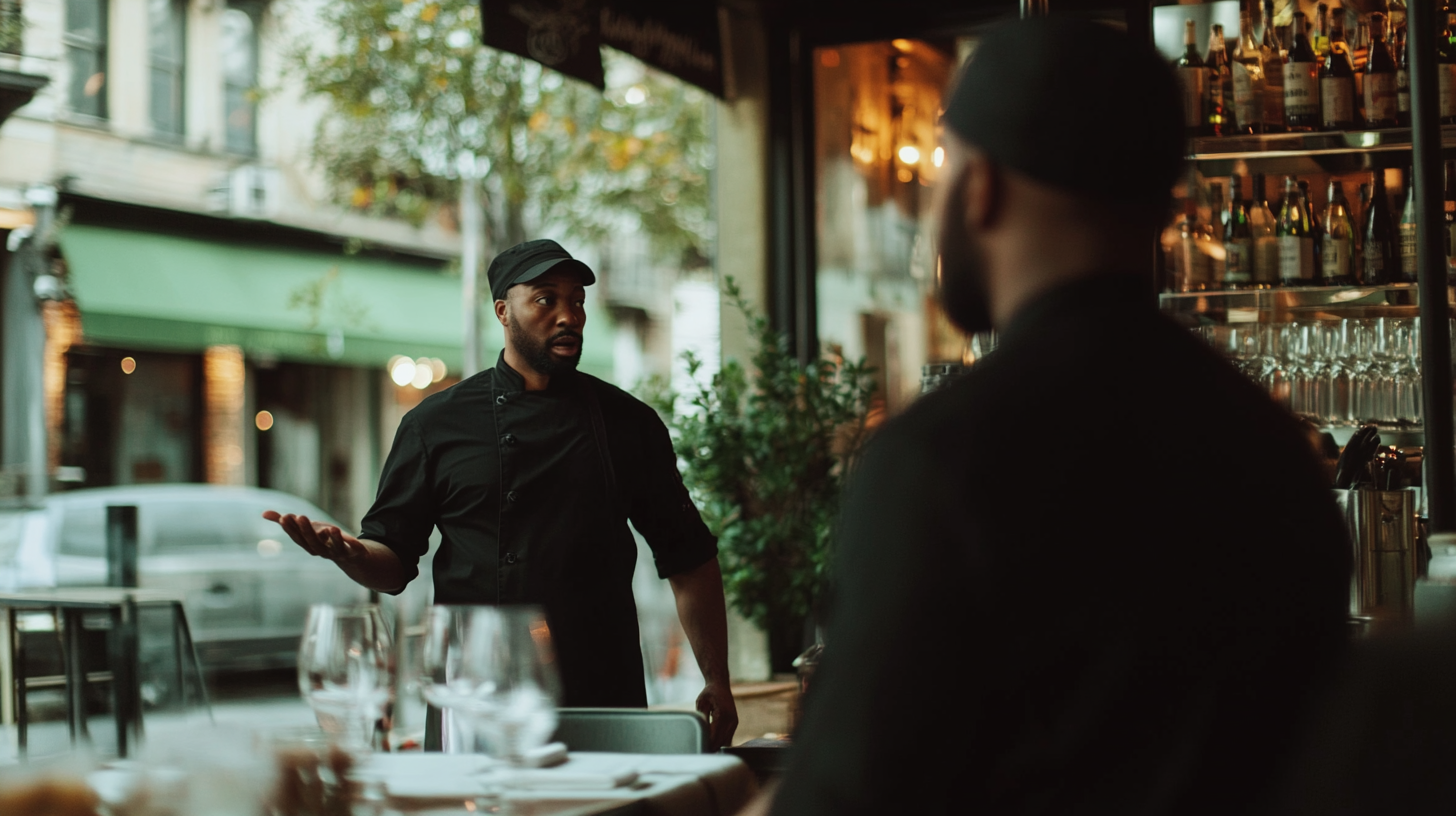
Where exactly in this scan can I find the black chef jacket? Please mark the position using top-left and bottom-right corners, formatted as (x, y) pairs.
(772, 275), (1350, 816)
(359, 353), (718, 707)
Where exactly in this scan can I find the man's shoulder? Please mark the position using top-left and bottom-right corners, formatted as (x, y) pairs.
(578, 372), (660, 423)
(402, 369), (493, 426)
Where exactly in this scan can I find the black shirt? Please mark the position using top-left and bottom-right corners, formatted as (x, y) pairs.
(360, 353), (718, 707)
(772, 276), (1350, 816)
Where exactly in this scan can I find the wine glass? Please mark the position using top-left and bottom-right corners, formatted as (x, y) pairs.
(459, 606), (561, 768)
(413, 604), (491, 754)
(297, 603), (394, 754)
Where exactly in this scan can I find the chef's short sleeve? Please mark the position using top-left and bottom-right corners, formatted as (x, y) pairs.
(359, 417), (435, 590)
(626, 403), (718, 579)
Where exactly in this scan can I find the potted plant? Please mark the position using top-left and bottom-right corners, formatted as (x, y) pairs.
(650, 278), (877, 673)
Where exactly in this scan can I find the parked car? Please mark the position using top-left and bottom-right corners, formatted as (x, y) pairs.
(0, 484), (367, 673)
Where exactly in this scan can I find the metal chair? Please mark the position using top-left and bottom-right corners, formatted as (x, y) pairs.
(552, 708), (708, 754)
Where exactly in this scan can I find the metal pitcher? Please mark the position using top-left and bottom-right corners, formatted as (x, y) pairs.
(1333, 488), (1418, 629)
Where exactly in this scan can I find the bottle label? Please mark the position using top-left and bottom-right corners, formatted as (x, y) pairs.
(1364, 241), (1389, 278)
(1284, 65), (1319, 118)
(1254, 236), (1280, 282)
(1365, 73), (1399, 123)
(1178, 66), (1206, 127)
(1398, 68), (1411, 113)
(1233, 62), (1262, 127)
(1322, 237), (1352, 280)
(1279, 235), (1315, 281)
(1441, 65), (1456, 117)
(1225, 239), (1254, 282)
(1401, 223), (1418, 274)
(1263, 52), (1285, 128)
(1321, 77), (1356, 126)
(1210, 67), (1226, 109)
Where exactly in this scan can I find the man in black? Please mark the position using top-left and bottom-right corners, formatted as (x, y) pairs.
(266, 239), (738, 747)
(765, 19), (1349, 816)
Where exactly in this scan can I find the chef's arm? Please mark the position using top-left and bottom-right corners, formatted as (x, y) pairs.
(669, 556), (739, 748)
(263, 511), (408, 593)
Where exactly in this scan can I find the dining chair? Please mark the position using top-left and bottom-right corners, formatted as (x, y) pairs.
(552, 708), (708, 754)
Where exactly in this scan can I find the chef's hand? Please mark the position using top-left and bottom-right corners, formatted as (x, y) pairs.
(263, 510), (367, 563)
(697, 681), (739, 750)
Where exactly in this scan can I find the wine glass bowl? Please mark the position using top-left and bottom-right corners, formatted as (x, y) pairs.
(297, 603), (394, 753)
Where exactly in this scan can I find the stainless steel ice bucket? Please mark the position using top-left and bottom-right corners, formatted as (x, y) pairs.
(1333, 488), (1418, 628)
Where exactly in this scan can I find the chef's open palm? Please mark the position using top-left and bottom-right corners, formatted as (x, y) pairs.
(262, 510), (367, 564)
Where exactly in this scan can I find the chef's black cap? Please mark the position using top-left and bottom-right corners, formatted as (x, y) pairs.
(487, 239), (596, 300)
(943, 17), (1183, 214)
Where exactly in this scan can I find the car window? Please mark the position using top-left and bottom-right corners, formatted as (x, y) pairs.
(149, 499), (255, 553)
(57, 503), (107, 557)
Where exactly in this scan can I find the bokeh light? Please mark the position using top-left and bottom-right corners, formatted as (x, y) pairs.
(255, 410), (274, 431)
(120, 356), (136, 374)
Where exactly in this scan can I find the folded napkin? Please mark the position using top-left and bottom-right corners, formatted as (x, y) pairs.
(504, 767), (639, 791)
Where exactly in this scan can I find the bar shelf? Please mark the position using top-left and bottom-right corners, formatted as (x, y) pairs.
(1185, 126), (1456, 176)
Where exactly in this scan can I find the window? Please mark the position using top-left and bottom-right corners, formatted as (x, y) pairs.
(149, 0), (185, 138)
(57, 503), (105, 557)
(63, 0), (107, 119)
(221, 4), (259, 154)
(0, 0), (22, 55)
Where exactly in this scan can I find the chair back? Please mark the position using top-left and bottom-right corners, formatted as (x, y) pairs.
(553, 708), (708, 754)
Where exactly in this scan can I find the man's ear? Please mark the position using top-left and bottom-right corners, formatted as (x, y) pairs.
(494, 298), (509, 327)
(962, 149), (1003, 233)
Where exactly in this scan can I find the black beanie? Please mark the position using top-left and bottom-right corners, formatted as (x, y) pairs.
(943, 17), (1185, 212)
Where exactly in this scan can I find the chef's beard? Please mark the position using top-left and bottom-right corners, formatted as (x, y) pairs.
(937, 174), (994, 335)
(508, 314), (583, 376)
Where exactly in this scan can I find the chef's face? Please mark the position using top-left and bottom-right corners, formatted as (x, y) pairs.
(498, 268), (587, 376)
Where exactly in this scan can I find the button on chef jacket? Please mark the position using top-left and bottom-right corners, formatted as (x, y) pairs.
(360, 352), (718, 707)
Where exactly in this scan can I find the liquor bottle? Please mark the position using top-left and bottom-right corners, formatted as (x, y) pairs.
(1300, 179), (1325, 275)
(1225, 175), (1256, 286)
(1324, 179), (1357, 285)
(1321, 12), (1358, 130)
(1399, 171), (1418, 282)
(1261, 0), (1286, 131)
(1354, 16), (1369, 122)
(1441, 12), (1456, 123)
(1233, 2), (1266, 134)
(1177, 19), (1209, 138)
(1252, 173), (1281, 285)
(1364, 13), (1399, 127)
(1363, 169), (1397, 284)
(1316, 3), (1331, 57)
(1446, 160), (1456, 278)
(1279, 176), (1317, 285)
(1285, 13), (1322, 131)
(1206, 24), (1232, 136)
(1395, 24), (1411, 126)
(1176, 196), (1212, 291)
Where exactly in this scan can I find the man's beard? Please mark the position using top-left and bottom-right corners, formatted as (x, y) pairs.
(936, 175), (994, 335)
(508, 315), (583, 376)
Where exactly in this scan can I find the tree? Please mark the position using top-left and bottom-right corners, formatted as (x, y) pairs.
(282, 0), (713, 268)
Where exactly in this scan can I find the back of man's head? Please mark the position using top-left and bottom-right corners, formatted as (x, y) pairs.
(944, 17), (1184, 226)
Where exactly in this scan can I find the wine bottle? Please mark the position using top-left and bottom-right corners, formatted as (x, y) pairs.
(1324, 179), (1357, 285)
(1177, 19), (1209, 138)
(1441, 12), (1456, 123)
(1445, 160), (1456, 279)
(1176, 195), (1212, 291)
(1364, 13), (1399, 127)
(1225, 175), (1255, 286)
(1207, 24), (1232, 136)
(1363, 169), (1397, 284)
(1261, 0), (1286, 131)
(1316, 3), (1331, 57)
(1399, 171), (1418, 282)
(1300, 179), (1325, 276)
(1285, 13), (1321, 131)
(1233, 1), (1266, 134)
(1397, 25), (1411, 126)
(1321, 11), (1358, 130)
(1252, 173), (1280, 286)
(1279, 176), (1317, 285)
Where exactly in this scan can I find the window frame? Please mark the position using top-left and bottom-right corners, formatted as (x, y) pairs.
(220, 1), (261, 156)
(147, 0), (187, 140)
(61, 0), (109, 122)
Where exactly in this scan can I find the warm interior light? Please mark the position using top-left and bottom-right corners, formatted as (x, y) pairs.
(892, 38), (914, 52)
(898, 145), (921, 165)
(390, 356), (416, 387)
(429, 358), (447, 383)
(932, 146), (945, 167)
(255, 410), (274, 431)
(411, 357), (434, 389)
(624, 85), (647, 105)
(120, 356), (136, 374)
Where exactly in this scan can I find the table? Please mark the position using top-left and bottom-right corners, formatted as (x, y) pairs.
(359, 752), (758, 816)
(0, 588), (208, 757)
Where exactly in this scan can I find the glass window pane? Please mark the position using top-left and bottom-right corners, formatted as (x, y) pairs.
(66, 44), (106, 118)
(150, 66), (180, 135)
(225, 84), (255, 153)
(148, 0), (182, 61)
(65, 0), (101, 41)
(58, 503), (105, 557)
(220, 9), (254, 83)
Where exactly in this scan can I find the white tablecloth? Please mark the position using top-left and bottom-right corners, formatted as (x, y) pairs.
(359, 752), (758, 816)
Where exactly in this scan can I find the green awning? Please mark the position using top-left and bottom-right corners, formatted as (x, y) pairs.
(61, 224), (617, 379)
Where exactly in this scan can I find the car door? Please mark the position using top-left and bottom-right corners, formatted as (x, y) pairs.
(140, 496), (265, 650)
(245, 497), (367, 639)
